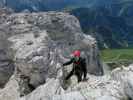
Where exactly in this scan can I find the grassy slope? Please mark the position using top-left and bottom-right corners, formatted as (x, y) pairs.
(100, 48), (133, 62)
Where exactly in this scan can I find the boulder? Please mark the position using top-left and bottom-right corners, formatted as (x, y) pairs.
(0, 75), (20, 100)
(20, 78), (64, 100)
(66, 75), (126, 100)
(111, 65), (133, 99)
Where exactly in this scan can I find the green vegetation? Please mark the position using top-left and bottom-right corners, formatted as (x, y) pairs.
(62, 6), (80, 12)
(100, 48), (133, 62)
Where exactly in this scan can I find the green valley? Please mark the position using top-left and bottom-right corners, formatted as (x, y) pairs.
(101, 48), (133, 62)
(100, 48), (133, 69)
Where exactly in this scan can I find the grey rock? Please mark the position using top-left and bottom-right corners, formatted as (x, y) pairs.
(53, 91), (85, 100)
(66, 75), (126, 100)
(96, 95), (120, 100)
(0, 8), (15, 88)
(0, 11), (104, 100)
(20, 74), (127, 100)
(0, 27), (15, 87)
(0, 75), (20, 100)
(111, 65), (133, 99)
(0, 50), (14, 87)
(20, 78), (64, 100)
(5, 12), (103, 89)
(124, 73), (133, 100)
(2, 65), (133, 100)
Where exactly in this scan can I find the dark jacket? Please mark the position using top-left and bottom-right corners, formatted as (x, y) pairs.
(63, 57), (87, 79)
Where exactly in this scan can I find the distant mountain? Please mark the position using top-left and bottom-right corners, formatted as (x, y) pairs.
(70, 7), (133, 49)
(0, 0), (133, 48)
(0, 0), (132, 12)
(0, 0), (92, 12)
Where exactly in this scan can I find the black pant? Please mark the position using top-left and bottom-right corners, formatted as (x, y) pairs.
(65, 69), (82, 82)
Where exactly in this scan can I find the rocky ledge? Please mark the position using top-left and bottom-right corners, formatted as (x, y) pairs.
(0, 11), (104, 100)
(1, 64), (133, 100)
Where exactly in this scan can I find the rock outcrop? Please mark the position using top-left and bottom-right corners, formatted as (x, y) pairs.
(111, 64), (133, 100)
(0, 75), (20, 100)
(0, 11), (103, 97)
(1, 9), (133, 100)
(0, 9), (14, 88)
(0, 48), (14, 88)
(20, 78), (64, 100)
(18, 64), (133, 100)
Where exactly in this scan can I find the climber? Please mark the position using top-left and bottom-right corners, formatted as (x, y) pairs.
(63, 50), (87, 83)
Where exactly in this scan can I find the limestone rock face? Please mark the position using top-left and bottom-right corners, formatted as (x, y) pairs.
(0, 75), (20, 100)
(19, 65), (133, 100)
(4, 12), (103, 88)
(20, 78), (64, 100)
(0, 11), (105, 100)
(111, 65), (133, 99)
(61, 75), (126, 100)
(0, 47), (14, 87)
(1, 11), (133, 100)
(19, 70), (128, 100)
(53, 91), (85, 100)
(0, 12), (15, 87)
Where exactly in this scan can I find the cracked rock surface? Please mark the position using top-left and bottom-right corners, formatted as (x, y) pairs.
(0, 11), (108, 100)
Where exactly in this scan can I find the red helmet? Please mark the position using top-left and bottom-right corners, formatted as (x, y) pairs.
(73, 50), (80, 57)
